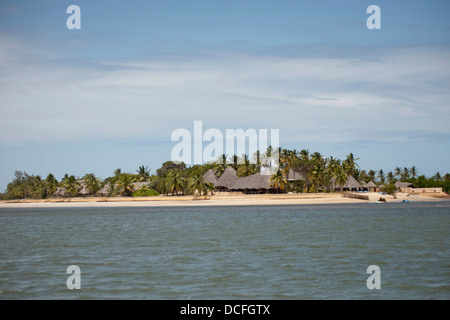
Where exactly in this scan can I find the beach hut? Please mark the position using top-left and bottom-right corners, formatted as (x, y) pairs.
(234, 172), (275, 194)
(78, 186), (91, 197)
(132, 182), (151, 190)
(366, 181), (377, 192)
(214, 167), (240, 191)
(333, 175), (363, 192)
(202, 169), (218, 186)
(395, 181), (414, 192)
(98, 185), (111, 196)
(52, 187), (67, 198)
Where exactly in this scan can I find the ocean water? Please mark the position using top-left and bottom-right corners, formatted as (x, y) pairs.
(0, 202), (449, 300)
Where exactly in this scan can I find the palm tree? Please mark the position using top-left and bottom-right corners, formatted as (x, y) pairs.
(279, 148), (290, 170)
(166, 170), (186, 195)
(387, 171), (395, 184)
(83, 173), (100, 195)
(402, 167), (411, 180)
(377, 169), (385, 184)
(270, 169), (287, 192)
(266, 145), (273, 158)
(368, 170), (376, 182)
(152, 174), (168, 195)
(433, 172), (442, 181)
(333, 165), (348, 192)
(394, 167), (402, 180)
(311, 162), (326, 193)
(106, 179), (118, 197)
(236, 154), (256, 177)
(296, 149), (313, 193)
(410, 166), (418, 179)
(212, 154), (227, 177)
(251, 149), (261, 169)
(62, 175), (80, 197)
(116, 174), (135, 197)
(44, 173), (58, 197)
(136, 165), (151, 182)
(310, 152), (325, 192)
(228, 154), (239, 170)
(343, 153), (359, 177)
(189, 173), (210, 196)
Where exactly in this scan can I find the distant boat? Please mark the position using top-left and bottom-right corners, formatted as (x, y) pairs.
(401, 199), (410, 203)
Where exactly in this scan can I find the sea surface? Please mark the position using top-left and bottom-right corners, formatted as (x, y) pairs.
(0, 202), (449, 299)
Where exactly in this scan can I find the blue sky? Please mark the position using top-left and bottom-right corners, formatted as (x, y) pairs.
(1, 0), (450, 190)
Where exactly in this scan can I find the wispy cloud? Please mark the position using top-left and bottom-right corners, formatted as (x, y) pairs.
(0, 33), (449, 147)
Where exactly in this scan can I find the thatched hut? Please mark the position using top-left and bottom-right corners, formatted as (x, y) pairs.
(53, 187), (67, 198)
(333, 175), (363, 192)
(78, 186), (91, 197)
(234, 172), (275, 194)
(361, 180), (377, 192)
(365, 180), (377, 192)
(98, 185), (111, 196)
(132, 182), (151, 190)
(395, 181), (414, 192)
(202, 169), (218, 186)
(214, 167), (240, 191)
(213, 168), (278, 194)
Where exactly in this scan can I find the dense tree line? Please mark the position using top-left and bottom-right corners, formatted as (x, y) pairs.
(1, 147), (448, 200)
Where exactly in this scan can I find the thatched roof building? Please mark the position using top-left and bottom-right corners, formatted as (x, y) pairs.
(132, 182), (150, 189)
(214, 167), (240, 190)
(236, 172), (274, 192)
(366, 181), (377, 188)
(213, 167), (277, 194)
(98, 185), (111, 196)
(395, 181), (413, 188)
(53, 187), (67, 198)
(332, 175), (363, 191)
(78, 186), (91, 196)
(360, 180), (377, 192)
(202, 169), (218, 186)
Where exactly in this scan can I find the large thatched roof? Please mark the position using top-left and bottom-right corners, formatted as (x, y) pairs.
(395, 181), (413, 188)
(214, 168), (275, 190)
(132, 182), (150, 190)
(235, 172), (273, 190)
(78, 186), (91, 195)
(346, 175), (363, 188)
(366, 180), (377, 188)
(332, 175), (363, 189)
(202, 169), (218, 185)
(53, 187), (67, 197)
(214, 167), (239, 189)
(98, 185), (111, 195)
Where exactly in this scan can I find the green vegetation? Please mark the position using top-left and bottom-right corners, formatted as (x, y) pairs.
(382, 183), (398, 197)
(133, 188), (159, 197)
(2, 146), (449, 200)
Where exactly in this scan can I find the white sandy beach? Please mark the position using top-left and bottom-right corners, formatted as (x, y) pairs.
(0, 192), (448, 208)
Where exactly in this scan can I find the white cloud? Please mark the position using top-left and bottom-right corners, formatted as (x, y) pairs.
(1, 34), (449, 146)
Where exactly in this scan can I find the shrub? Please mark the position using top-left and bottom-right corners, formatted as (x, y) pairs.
(133, 189), (159, 197)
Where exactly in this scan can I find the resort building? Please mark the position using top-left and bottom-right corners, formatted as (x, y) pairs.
(360, 180), (377, 192)
(331, 175), (364, 192)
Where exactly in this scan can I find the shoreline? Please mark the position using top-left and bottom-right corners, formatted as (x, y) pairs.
(0, 192), (449, 208)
